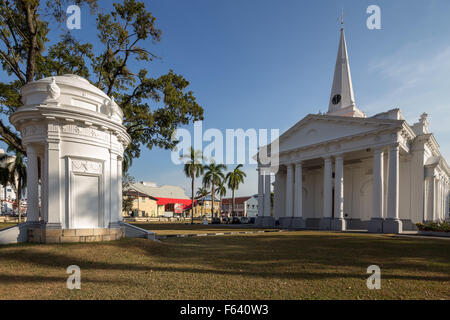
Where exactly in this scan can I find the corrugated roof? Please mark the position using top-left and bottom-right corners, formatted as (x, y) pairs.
(196, 195), (220, 201)
(222, 196), (252, 205)
(126, 182), (189, 200)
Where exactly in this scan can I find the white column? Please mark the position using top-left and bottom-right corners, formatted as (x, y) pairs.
(117, 157), (123, 222)
(41, 153), (48, 222)
(294, 162), (303, 218)
(445, 182), (449, 220)
(334, 155), (344, 219)
(285, 164), (294, 217)
(383, 144), (403, 233)
(46, 142), (62, 228)
(442, 181), (445, 220)
(439, 179), (443, 220)
(109, 152), (118, 227)
(258, 169), (264, 217)
(372, 149), (384, 219)
(323, 157), (332, 219)
(387, 145), (399, 220)
(264, 172), (271, 217)
(429, 175), (436, 221)
(26, 144), (39, 223)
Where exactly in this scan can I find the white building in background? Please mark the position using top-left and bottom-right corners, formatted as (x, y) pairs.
(256, 27), (450, 233)
(221, 195), (259, 217)
(246, 196), (259, 218)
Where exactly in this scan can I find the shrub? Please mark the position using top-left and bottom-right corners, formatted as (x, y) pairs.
(416, 221), (450, 232)
(440, 221), (450, 232)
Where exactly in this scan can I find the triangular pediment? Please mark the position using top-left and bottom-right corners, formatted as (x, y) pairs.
(277, 114), (402, 153)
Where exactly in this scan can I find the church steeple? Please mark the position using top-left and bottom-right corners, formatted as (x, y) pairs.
(327, 27), (365, 118)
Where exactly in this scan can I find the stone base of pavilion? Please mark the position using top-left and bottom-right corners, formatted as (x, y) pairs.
(28, 226), (125, 243)
(0, 221), (156, 245)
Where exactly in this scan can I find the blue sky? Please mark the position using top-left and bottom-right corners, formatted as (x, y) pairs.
(4, 0), (450, 197)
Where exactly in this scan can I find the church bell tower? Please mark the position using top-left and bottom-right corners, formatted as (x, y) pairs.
(327, 26), (365, 118)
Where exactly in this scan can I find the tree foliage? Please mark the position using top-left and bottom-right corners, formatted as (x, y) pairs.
(225, 164), (246, 215)
(202, 162), (226, 219)
(0, 0), (203, 171)
(181, 147), (204, 223)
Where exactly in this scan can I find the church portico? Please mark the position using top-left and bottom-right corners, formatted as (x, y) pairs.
(260, 140), (419, 233)
(255, 25), (450, 233)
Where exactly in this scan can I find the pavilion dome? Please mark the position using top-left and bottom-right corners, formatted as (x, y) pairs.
(20, 74), (123, 124)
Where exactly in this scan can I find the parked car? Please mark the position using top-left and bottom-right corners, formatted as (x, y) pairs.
(211, 217), (221, 224)
(240, 217), (249, 224)
(231, 216), (241, 224)
(221, 217), (230, 224)
(249, 217), (256, 224)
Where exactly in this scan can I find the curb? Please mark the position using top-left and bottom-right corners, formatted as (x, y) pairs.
(156, 229), (285, 240)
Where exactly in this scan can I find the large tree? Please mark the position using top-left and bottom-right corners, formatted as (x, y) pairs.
(0, 0), (203, 171)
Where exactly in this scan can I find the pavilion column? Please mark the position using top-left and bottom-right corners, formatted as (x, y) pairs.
(369, 148), (384, 233)
(320, 157), (333, 230)
(45, 141), (62, 229)
(331, 155), (346, 231)
(108, 152), (119, 228)
(26, 144), (39, 225)
(384, 144), (402, 233)
(292, 162), (305, 229)
(117, 157), (123, 223)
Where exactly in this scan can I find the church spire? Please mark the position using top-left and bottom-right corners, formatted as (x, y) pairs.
(327, 27), (365, 118)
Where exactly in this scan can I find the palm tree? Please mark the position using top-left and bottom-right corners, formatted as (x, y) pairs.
(195, 186), (209, 218)
(181, 147), (204, 224)
(216, 180), (227, 216)
(202, 162), (227, 219)
(196, 186), (209, 198)
(225, 164), (246, 216)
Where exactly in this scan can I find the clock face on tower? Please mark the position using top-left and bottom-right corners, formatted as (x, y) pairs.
(332, 94), (341, 105)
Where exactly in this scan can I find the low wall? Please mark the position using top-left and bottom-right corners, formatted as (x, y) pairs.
(121, 222), (156, 240)
(0, 223), (30, 244)
(418, 231), (450, 238)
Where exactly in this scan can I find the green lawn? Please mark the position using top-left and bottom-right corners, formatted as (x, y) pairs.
(132, 222), (277, 235)
(0, 222), (17, 230)
(0, 231), (448, 299)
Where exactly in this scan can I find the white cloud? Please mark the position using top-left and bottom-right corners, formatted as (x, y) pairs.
(365, 41), (450, 159)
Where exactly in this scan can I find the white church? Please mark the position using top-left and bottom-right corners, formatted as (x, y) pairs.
(256, 27), (450, 233)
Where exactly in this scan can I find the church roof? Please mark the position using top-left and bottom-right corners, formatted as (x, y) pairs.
(278, 112), (404, 144)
